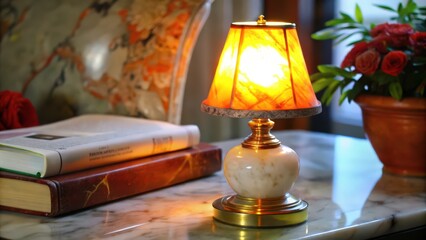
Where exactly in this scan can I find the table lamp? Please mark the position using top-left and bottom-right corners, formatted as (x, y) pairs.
(201, 15), (322, 227)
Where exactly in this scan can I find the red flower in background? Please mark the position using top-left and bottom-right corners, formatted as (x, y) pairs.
(340, 23), (422, 78)
(0, 90), (39, 130)
(371, 23), (414, 37)
(410, 32), (426, 55)
(369, 35), (391, 53)
(340, 42), (369, 68)
(371, 23), (414, 47)
(381, 51), (408, 76)
(355, 49), (381, 75)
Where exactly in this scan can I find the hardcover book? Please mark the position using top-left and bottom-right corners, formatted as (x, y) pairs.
(0, 114), (200, 177)
(0, 143), (221, 217)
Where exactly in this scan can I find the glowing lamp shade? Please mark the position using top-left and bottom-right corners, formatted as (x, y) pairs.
(203, 21), (320, 113)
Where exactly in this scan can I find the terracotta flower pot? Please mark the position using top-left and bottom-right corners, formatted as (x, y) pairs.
(355, 95), (426, 177)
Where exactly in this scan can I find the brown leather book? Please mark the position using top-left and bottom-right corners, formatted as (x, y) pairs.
(0, 143), (222, 217)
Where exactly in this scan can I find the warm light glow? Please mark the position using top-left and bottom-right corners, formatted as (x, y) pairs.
(203, 22), (320, 111)
(239, 46), (288, 88)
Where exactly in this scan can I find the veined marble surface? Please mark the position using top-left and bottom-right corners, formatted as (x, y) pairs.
(1, 131), (425, 239)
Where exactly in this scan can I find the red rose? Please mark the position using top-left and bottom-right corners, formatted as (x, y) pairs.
(371, 23), (414, 48)
(409, 32), (426, 55)
(370, 35), (391, 53)
(371, 23), (414, 36)
(390, 35), (411, 48)
(381, 51), (408, 76)
(371, 23), (390, 37)
(387, 23), (414, 36)
(341, 41), (369, 68)
(355, 49), (381, 75)
(0, 90), (39, 130)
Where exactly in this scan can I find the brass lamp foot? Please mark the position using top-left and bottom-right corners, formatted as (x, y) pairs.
(212, 194), (308, 227)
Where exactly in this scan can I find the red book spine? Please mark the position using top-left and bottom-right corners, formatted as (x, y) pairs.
(0, 143), (222, 217)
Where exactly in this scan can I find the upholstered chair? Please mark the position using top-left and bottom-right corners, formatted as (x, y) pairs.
(0, 0), (212, 124)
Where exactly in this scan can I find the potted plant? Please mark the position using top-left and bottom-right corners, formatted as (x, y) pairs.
(310, 0), (426, 177)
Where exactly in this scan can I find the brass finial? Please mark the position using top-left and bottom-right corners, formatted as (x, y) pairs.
(257, 15), (266, 24)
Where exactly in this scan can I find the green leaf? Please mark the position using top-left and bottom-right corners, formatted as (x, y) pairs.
(347, 80), (365, 101)
(374, 4), (396, 12)
(312, 78), (336, 92)
(331, 33), (345, 43)
(355, 4), (363, 23)
(310, 72), (335, 82)
(373, 71), (397, 86)
(389, 81), (403, 100)
(335, 32), (361, 45)
(339, 78), (355, 92)
(317, 65), (335, 73)
(325, 18), (347, 27)
(340, 12), (356, 23)
(397, 3), (403, 14)
(317, 65), (356, 78)
(311, 28), (337, 40)
(335, 25), (363, 30)
(401, 0), (417, 15)
(321, 80), (341, 106)
(338, 90), (350, 105)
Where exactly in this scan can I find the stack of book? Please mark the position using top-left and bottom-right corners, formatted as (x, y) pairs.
(0, 115), (222, 217)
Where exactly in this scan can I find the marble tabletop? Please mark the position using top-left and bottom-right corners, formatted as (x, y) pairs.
(0, 130), (425, 239)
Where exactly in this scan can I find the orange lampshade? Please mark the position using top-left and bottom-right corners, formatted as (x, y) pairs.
(202, 17), (321, 118)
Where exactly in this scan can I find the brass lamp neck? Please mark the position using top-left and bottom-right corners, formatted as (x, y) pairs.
(242, 118), (281, 149)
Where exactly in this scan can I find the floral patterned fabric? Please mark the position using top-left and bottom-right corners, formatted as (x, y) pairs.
(0, 0), (211, 124)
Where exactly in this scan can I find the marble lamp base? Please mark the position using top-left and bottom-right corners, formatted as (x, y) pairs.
(212, 119), (308, 227)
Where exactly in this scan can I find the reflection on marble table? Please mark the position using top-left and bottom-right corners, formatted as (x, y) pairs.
(0, 131), (425, 240)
